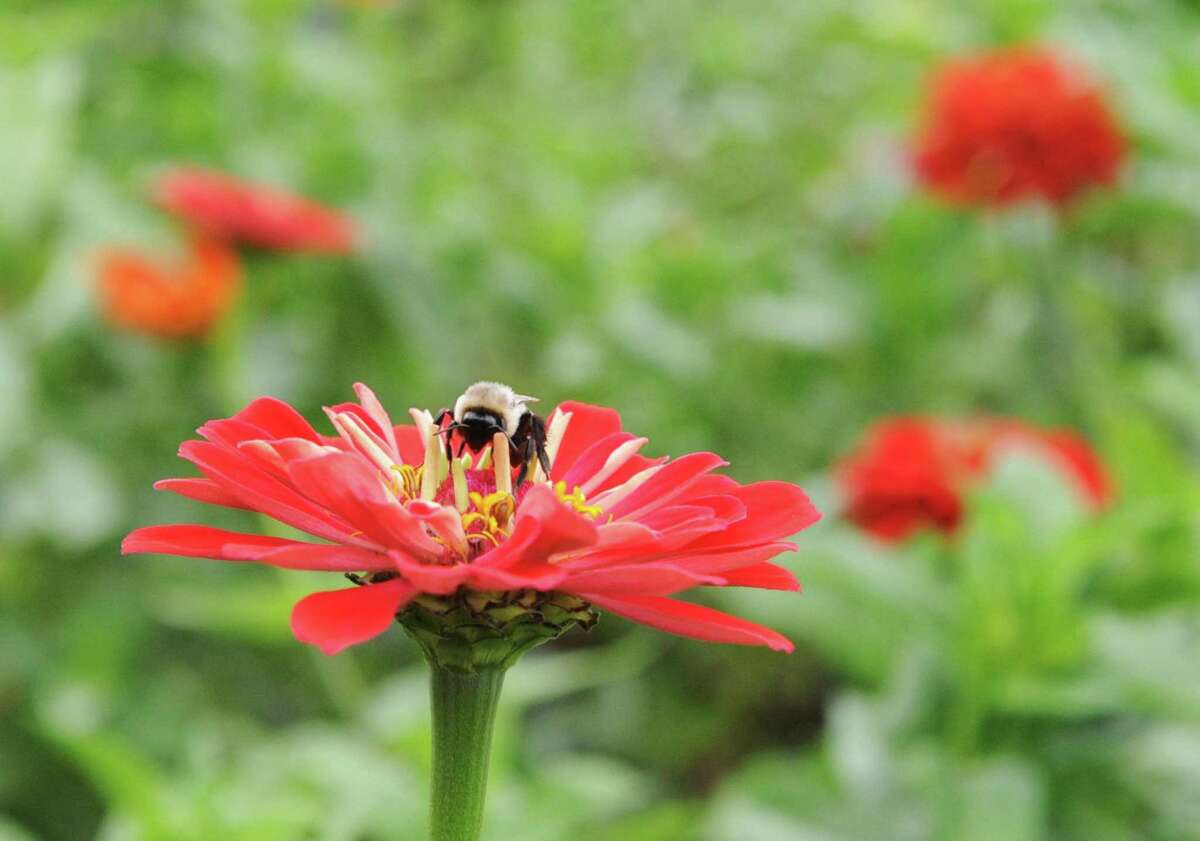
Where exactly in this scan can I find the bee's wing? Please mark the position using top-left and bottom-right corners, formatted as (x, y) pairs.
(515, 394), (540, 403)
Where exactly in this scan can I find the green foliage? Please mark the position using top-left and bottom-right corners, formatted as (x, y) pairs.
(2, 1), (1200, 840)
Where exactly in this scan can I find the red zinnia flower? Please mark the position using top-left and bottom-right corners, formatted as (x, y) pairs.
(837, 416), (1111, 542)
(152, 167), (358, 254)
(912, 46), (1125, 208)
(124, 384), (819, 655)
(96, 237), (242, 340)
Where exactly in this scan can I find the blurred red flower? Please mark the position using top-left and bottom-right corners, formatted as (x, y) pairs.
(152, 167), (357, 254)
(837, 416), (1112, 542)
(96, 237), (242, 340)
(912, 47), (1125, 208)
(124, 384), (820, 654)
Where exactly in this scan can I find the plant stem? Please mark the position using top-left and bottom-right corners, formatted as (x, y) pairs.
(429, 665), (506, 841)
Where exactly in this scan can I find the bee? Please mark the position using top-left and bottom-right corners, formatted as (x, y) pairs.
(434, 381), (551, 487)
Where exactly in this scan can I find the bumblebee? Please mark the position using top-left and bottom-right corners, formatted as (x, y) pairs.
(434, 381), (551, 486)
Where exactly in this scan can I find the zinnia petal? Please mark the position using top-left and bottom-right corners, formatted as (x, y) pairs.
(285, 451), (442, 555)
(581, 594), (794, 652)
(122, 524), (391, 571)
(477, 483), (598, 567)
(291, 579), (417, 655)
(548, 401), (623, 480)
(686, 481), (821, 550)
(154, 477), (253, 510)
(561, 563), (724, 596)
(179, 440), (358, 543)
(600, 452), (728, 520)
(718, 562), (802, 592)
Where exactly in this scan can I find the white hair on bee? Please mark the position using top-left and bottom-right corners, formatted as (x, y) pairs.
(439, 381), (552, 485)
(453, 381), (538, 436)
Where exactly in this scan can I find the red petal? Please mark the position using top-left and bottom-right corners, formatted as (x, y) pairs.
(179, 440), (357, 543)
(480, 483), (598, 565)
(581, 594), (794, 652)
(353, 382), (399, 458)
(286, 451), (442, 555)
(603, 452), (728, 520)
(233, 396), (322, 441)
(467, 561), (566, 591)
(549, 402), (623, 480)
(291, 579), (416, 655)
(661, 542), (798, 576)
(718, 562), (801, 592)
(565, 540), (795, 575)
(122, 525), (391, 571)
(392, 424), (425, 466)
(470, 484), (597, 590)
(267, 437), (339, 464)
(199, 417), (276, 449)
(559, 432), (637, 490)
(324, 402), (404, 469)
(688, 481), (820, 550)
(154, 478), (253, 510)
(633, 498), (746, 551)
(562, 563), (723, 595)
(200, 398), (321, 447)
(683, 494), (748, 523)
(391, 554), (468, 595)
(685, 474), (740, 497)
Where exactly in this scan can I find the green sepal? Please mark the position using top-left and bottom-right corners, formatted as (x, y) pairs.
(399, 589), (598, 672)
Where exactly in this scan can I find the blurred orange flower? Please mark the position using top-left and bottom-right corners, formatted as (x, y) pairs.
(912, 47), (1125, 208)
(152, 167), (358, 254)
(96, 237), (242, 340)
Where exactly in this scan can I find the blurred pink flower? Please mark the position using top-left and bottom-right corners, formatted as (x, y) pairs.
(152, 167), (358, 254)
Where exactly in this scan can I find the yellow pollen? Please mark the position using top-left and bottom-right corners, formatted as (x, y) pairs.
(447, 490), (517, 558)
(378, 471), (607, 564)
(390, 464), (423, 501)
(554, 481), (604, 519)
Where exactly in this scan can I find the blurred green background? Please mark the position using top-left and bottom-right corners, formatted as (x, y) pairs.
(3, 1), (1200, 839)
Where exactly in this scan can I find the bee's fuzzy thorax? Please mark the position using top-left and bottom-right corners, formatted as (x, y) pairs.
(454, 381), (530, 435)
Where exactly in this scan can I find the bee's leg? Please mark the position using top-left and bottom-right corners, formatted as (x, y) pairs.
(433, 408), (455, 461)
(514, 436), (537, 487)
(531, 413), (552, 479)
(512, 414), (533, 487)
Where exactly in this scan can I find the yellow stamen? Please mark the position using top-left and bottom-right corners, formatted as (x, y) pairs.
(554, 480), (604, 519)
(390, 464), (423, 501)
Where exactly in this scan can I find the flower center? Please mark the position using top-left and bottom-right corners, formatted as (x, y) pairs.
(425, 470), (602, 561)
(363, 418), (606, 566)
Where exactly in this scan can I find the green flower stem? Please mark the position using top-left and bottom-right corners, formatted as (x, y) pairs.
(429, 665), (506, 841)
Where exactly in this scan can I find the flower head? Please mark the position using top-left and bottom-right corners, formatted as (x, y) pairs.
(912, 46), (1125, 208)
(124, 384), (819, 659)
(152, 167), (357, 254)
(96, 237), (242, 340)
(837, 416), (1112, 542)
